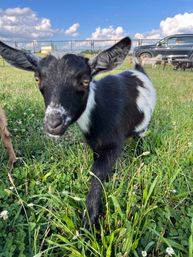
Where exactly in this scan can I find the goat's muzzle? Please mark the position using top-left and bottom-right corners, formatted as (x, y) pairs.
(44, 107), (71, 137)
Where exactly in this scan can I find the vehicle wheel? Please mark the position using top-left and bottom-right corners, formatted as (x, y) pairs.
(139, 52), (152, 59)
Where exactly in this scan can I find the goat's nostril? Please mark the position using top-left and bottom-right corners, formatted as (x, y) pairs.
(47, 115), (63, 129)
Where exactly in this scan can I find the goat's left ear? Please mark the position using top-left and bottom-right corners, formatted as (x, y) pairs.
(88, 37), (131, 76)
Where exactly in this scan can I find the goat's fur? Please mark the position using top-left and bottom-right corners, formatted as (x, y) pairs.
(0, 107), (16, 168)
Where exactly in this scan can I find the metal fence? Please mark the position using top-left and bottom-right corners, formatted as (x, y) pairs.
(0, 38), (160, 66)
(2, 38), (159, 54)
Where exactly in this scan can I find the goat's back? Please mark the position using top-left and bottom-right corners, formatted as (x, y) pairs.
(84, 70), (156, 148)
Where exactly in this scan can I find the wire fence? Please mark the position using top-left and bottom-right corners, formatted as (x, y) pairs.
(0, 38), (159, 67)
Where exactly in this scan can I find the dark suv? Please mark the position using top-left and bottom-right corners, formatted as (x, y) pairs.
(133, 34), (193, 60)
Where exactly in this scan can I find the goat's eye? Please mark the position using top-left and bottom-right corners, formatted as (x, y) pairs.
(81, 80), (90, 88)
(35, 76), (40, 84)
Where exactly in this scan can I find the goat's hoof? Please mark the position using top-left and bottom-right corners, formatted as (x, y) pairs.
(8, 157), (17, 170)
(82, 209), (99, 230)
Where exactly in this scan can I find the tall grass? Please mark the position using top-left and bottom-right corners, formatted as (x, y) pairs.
(0, 63), (192, 257)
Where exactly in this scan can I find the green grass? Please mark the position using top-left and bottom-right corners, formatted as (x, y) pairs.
(0, 63), (193, 257)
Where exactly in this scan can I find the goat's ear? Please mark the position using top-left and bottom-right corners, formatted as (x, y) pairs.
(0, 41), (41, 71)
(88, 37), (131, 76)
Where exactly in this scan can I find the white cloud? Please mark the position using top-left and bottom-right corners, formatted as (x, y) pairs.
(65, 23), (80, 36)
(0, 7), (80, 40)
(160, 12), (193, 35)
(0, 7), (55, 40)
(135, 12), (193, 39)
(87, 26), (125, 40)
(135, 30), (161, 39)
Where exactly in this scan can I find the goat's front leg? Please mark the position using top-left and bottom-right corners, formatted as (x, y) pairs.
(83, 144), (122, 227)
(0, 109), (17, 169)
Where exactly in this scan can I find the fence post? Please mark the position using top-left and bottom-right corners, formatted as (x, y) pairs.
(32, 41), (35, 53)
(91, 40), (94, 56)
(71, 41), (73, 53)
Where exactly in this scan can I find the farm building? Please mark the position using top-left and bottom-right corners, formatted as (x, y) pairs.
(41, 45), (53, 55)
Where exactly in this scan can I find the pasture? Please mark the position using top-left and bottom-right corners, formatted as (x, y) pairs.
(0, 61), (193, 257)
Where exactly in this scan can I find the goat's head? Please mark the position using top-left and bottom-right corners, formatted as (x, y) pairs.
(0, 37), (131, 137)
(35, 54), (92, 136)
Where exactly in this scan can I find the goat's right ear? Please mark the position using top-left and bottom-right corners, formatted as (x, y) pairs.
(0, 41), (41, 71)
(88, 37), (131, 76)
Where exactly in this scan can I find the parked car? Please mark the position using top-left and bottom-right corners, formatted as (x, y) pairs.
(133, 34), (193, 60)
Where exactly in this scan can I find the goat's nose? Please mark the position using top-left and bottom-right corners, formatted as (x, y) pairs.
(47, 114), (63, 129)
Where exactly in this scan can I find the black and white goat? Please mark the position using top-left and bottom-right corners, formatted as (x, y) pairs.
(0, 37), (156, 226)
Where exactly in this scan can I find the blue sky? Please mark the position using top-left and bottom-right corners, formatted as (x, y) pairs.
(0, 0), (193, 40)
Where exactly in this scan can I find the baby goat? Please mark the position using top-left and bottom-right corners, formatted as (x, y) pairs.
(0, 107), (16, 168)
(0, 37), (156, 226)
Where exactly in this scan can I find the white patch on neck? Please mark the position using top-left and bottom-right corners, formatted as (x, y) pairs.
(130, 70), (156, 134)
(77, 81), (96, 133)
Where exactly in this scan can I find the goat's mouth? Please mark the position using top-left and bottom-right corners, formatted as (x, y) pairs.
(45, 123), (66, 137)
(44, 116), (71, 138)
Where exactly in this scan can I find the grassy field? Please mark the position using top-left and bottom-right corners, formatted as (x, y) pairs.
(0, 61), (193, 257)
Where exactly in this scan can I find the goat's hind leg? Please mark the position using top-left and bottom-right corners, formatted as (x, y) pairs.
(0, 108), (17, 168)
